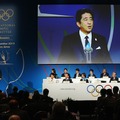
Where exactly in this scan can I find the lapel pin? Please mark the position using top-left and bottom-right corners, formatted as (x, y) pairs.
(95, 38), (97, 41)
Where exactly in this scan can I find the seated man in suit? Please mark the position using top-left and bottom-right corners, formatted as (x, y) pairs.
(73, 68), (81, 78)
(80, 73), (89, 83)
(61, 68), (71, 78)
(62, 73), (73, 83)
(110, 72), (119, 83)
(100, 68), (110, 78)
(58, 8), (112, 64)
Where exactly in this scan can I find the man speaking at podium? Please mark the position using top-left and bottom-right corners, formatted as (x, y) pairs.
(58, 9), (112, 64)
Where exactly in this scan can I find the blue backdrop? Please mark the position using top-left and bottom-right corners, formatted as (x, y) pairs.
(1, 3), (120, 95)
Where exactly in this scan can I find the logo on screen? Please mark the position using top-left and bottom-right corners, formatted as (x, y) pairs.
(0, 51), (9, 64)
(0, 9), (14, 21)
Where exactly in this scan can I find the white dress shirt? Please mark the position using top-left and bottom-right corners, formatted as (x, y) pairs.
(79, 30), (92, 50)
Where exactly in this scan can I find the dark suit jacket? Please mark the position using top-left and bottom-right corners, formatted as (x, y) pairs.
(100, 72), (110, 78)
(74, 73), (81, 78)
(61, 73), (71, 78)
(88, 74), (96, 78)
(58, 32), (112, 64)
(62, 78), (73, 83)
(110, 77), (119, 83)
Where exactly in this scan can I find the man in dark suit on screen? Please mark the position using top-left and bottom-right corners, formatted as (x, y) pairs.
(58, 9), (112, 64)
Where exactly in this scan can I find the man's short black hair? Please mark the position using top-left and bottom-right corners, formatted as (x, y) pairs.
(89, 69), (94, 72)
(76, 68), (80, 71)
(76, 8), (94, 22)
(64, 68), (68, 71)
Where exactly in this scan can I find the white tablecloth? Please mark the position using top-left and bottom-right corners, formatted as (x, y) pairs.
(43, 78), (120, 101)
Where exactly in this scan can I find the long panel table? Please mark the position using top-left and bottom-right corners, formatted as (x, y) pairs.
(43, 78), (120, 101)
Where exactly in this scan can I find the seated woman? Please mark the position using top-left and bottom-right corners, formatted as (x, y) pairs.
(88, 69), (96, 78)
(80, 73), (89, 83)
(48, 73), (56, 83)
(49, 68), (58, 78)
(109, 72), (119, 83)
(50, 68), (58, 78)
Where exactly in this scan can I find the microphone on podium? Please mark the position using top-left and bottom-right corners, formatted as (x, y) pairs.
(84, 47), (93, 63)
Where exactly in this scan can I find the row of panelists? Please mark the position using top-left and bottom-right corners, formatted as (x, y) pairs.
(45, 68), (120, 83)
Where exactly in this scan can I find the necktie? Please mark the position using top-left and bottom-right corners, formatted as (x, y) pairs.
(85, 36), (90, 49)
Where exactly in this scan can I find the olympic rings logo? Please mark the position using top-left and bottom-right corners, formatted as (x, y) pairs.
(87, 84), (112, 97)
(0, 9), (14, 21)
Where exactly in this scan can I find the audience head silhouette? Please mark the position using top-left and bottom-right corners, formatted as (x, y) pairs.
(52, 101), (66, 118)
(43, 88), (49, 96)
(9, 115), (21, 120)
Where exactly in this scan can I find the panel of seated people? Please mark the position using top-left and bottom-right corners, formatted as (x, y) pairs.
(43, 77), (120, 84)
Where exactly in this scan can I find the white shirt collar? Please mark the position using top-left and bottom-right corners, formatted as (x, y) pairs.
(76, 73), (79, 77)
(79, 30), (92, 50)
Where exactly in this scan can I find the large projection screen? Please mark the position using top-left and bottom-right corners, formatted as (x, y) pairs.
(38, 5), (120, 64)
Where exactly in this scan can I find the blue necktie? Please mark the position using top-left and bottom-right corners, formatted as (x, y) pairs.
(85, 36), (90, 49)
